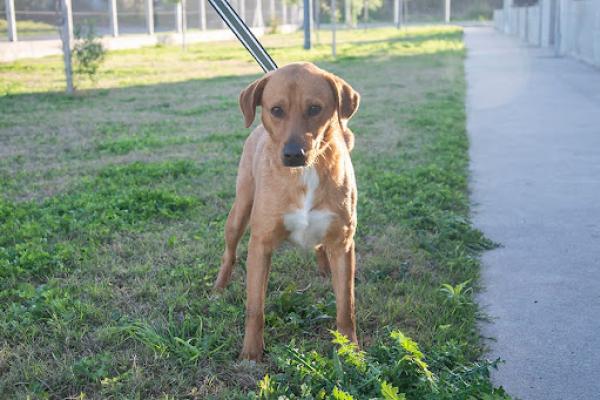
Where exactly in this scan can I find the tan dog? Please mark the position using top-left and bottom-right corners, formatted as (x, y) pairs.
(214, 62), (360, 361)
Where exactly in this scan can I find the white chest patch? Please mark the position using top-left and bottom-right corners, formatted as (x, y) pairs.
(283, 167), (334, 249)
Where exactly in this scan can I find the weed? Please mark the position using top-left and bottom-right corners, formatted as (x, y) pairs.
(440, 280), (473, 305)
(251, 331), (509, 399)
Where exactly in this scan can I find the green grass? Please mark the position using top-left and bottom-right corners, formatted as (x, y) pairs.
(0, 19), (59, 39)
(0, 27), (507, 398)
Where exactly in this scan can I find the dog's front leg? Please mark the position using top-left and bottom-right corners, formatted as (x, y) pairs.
(329, 241), (358, 343)
(240, 235), (272, 361)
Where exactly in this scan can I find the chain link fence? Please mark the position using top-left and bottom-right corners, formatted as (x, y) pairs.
(1, 0), (501, 43)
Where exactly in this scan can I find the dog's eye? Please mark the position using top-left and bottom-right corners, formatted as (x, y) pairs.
(308, 105), (322, 117)
(271, 106), (284, 118)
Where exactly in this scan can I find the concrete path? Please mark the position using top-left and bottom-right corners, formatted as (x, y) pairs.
(465, 27), (600, 400)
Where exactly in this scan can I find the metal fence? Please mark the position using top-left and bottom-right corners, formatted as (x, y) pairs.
(1, 0), (501, 43)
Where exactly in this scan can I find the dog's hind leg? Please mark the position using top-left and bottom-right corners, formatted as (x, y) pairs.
(214, 171), (254, 291)
(316, 245), (331, 277)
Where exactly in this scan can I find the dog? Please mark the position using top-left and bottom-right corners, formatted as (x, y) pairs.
(213, 62), (360, 361)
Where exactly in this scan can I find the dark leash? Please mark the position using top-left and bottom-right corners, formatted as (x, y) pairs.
(207, 0), (278, 72)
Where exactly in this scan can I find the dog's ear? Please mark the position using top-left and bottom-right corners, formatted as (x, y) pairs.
(239, 75), (270, 128)
(326, 74), (360, 126)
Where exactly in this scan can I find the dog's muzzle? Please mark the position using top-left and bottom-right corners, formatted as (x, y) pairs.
(282, 142), (307, 167)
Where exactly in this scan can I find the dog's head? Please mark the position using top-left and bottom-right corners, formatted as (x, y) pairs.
(239, 62), (360, 167)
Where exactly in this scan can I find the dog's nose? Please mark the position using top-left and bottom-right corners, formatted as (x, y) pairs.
(282, 142), (307, 167)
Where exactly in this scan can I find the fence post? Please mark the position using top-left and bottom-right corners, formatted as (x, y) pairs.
(109, 0), (119, 37)
(344, 0), (351, 26)
(60, 0), (74, 94)
(253, 0), (264, 27)
(444, 0), (451, 23)
(292, 3), (299, 24)
(175, 1), (183, 32)
(303, 0), (311, 48)
(393, 0), (399, 27)
(4, 0), (17, 42)
(182, 0), (187, 32)
(525, 6), (528, 41)
(239, 0), (245, 22)
(145, 0), (154, 34)
(199, 0), (207, 29)
(282, 1), (287, 25)
(331, 0), (336, 57)
(270, 0), (276, 24)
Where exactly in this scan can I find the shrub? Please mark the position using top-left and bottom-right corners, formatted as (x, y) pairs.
(73, 21), (106, 84)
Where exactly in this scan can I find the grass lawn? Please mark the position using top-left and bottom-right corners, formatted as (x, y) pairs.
(0, 19), (59, 40)
(0, 27), (507, 398)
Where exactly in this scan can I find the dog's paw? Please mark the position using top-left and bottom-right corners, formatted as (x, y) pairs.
(239, 347), (263, 362)
(213, 272), (232, 291)
(212, 280), (227, 292)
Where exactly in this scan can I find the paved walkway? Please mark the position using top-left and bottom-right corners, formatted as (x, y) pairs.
(465, 27), (600, 400)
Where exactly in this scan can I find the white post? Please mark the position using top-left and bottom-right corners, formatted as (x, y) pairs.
(253, 0), (264, 27)
(60, 0), (74, 94)
(270, 0), (276, 24)
(181, 0), (187, 48)
(538, 0), (543, 45)
(393, 0), (399, 27)
(308, 0), (313, 31)
(109, 0), (119, 37)
(182, 0), (187, 32)
(282, 1), (287, 24)
(199, 0), (207, 30)
(344, 0), (351, 26)
(444, 0), (451, 23)
(240, 0), (246, 22)
(5, 0), (17, 42)
(331, 0), (336, 57)
(175, 1), (183, 33)
(292, 3), (298, 24)
(145, 0), (154, 35)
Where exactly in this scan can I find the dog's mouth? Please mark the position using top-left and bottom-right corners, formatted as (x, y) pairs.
(282, 155), (307, 167)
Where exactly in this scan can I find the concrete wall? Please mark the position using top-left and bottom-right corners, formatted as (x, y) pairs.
(493, 0), (600, 67)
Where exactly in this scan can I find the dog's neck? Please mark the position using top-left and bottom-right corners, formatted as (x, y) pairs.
(312, 122), (349, 172)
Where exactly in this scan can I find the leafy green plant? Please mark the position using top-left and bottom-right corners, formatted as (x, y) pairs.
(440, 280), (473, 305)
(72, 353), (114, 384)
(251, 330), (509, 399)
(73, 21), (106, 84)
